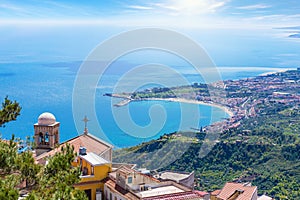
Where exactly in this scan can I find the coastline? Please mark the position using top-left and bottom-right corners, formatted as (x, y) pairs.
(139, 98), (234, 117)
(259, 68), (293, 76)
(114, 97), (234, 117)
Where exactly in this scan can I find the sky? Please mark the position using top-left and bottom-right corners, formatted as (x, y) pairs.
(0, 0), (300, 28)
(0, 0), (300, 66)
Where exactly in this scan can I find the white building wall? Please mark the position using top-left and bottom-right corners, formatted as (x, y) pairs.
(104, 184), (127, 200)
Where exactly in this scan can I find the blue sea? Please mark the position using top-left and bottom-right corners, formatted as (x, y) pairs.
(0, 60), (293, 148)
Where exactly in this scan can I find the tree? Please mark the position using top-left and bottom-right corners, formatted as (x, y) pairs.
(0, 135), (18, 173)
(29, 144), (88, 200)
(17, 150), (40, 188)
(0, 174), (20, 200)
(0, 96), (21, 127)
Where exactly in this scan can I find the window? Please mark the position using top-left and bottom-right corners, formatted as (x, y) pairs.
(91, 166), (94, 175)
(127, 177), (132, 184)
(82, 167), (88, 175)
(45, 132), (49, 144)
(39, 132), (44, 145)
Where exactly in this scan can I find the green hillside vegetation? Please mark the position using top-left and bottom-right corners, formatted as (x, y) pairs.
(130, 83), (209, 100)
(113, 103), (300, 199)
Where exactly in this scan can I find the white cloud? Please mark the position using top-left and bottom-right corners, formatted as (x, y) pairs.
(0, 3), (25, 11)
(237, 4), (271, 10)
(127, 5), (154, 10)
(158, 0), (226, 15)
(125, 0), (228, 16)
(1, 0), (299, 36)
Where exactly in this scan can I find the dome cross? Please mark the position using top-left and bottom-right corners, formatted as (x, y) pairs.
(82, 116), (90, 135)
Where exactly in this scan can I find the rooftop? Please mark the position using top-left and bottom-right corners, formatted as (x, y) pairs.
(211, 189), (221, 196)
(143, 191), (206, 200)
(258, 195), (273, 200)
(217, 182), (257, 200)
(138, 185), (184, 198)
(79, 152), (110, 166)
(37, 112), (56, 125)
(118, 165), (136, 175)
(35, 133), (112, 164)
(154, 171), (191, 182)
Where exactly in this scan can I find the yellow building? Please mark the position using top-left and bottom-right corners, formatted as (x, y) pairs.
(33, 113), (114, 200)
(73, 147), (112, 200)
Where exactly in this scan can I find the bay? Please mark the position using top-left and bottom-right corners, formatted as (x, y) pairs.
(0, 61), (291, 147)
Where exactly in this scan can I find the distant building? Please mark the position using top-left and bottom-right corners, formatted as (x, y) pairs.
(104, 166), (207, 200)
(216, 182), (257, 200)
(34, 112), (60, 156)
(153, 171), (195, 189)
(258, 194), (273, 200)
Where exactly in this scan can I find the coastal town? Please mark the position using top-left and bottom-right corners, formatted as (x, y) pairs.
(109, 68), (300, 134)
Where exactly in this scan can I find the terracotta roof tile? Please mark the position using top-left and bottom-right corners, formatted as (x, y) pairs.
(211, 189), (221, 196)
(35, 133), (112, 164)
(194, 190), (209, 197)
(217, 182), (257, 200)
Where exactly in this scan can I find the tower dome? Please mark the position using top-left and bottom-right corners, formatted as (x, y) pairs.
(38, 112), (56, 125)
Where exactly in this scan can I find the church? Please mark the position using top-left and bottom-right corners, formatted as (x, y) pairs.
(33, 112), (113, 165)
(33, 112), (114, 200)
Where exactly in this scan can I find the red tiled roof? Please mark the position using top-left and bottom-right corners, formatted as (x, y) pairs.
(217, 182), (257, 200)
(35, 133), (112, 164)
(194, 191), (209, 197)
(211, 189), (221, 196)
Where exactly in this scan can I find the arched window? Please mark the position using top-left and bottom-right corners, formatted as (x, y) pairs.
(45, 132), (49, 145)
(39, 132), (44, 145)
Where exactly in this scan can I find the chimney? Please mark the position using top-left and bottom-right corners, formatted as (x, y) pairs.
(79, 147), (87, 155)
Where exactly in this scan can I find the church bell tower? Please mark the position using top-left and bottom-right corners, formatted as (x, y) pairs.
(34, 112), (60, 156)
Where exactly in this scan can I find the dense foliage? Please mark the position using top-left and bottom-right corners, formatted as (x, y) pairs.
(28, 144), (88, 200)
(0, 96), (21, 127)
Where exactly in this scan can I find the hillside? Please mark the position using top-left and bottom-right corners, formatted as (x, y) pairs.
(113, 73), (300, 199)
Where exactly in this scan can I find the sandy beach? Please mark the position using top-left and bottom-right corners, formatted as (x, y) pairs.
(113, 97), (234, 117)
(143, 98), (234, 117)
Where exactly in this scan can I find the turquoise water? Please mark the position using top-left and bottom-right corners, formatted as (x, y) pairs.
(0, 62), (291, 147)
